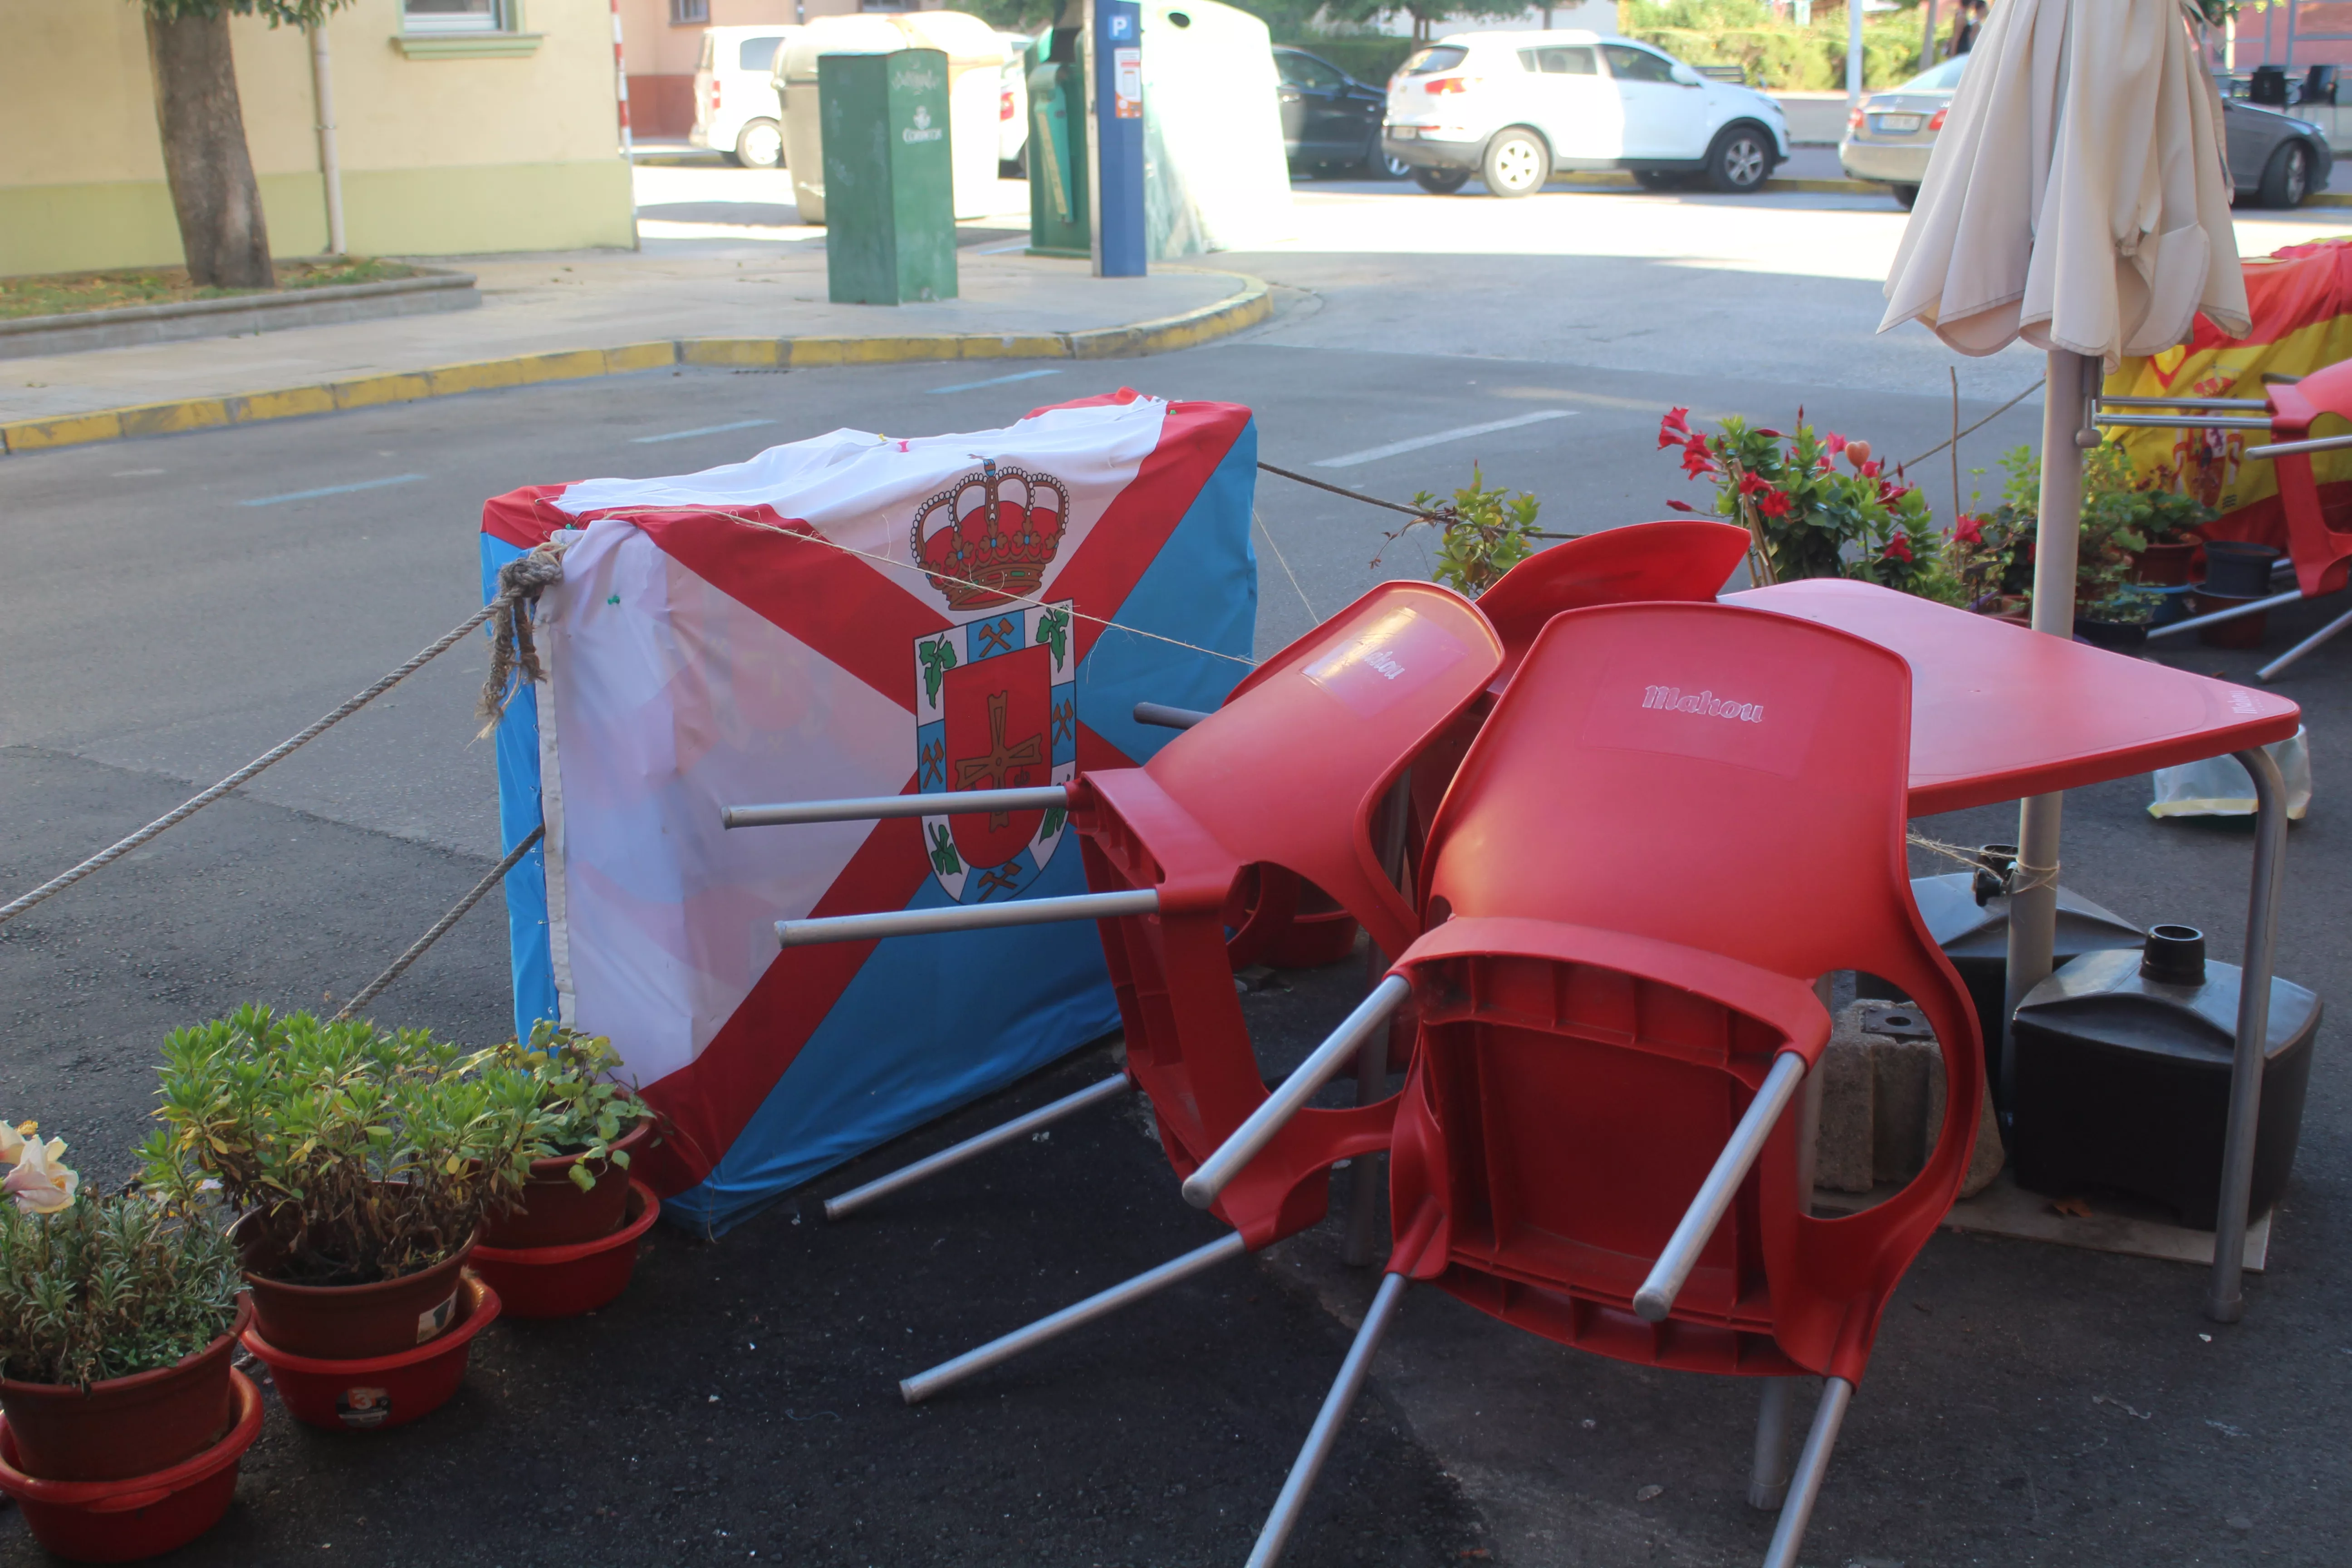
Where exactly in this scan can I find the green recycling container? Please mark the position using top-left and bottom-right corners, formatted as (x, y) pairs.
(820, 49), (957, 305)
(1026, 52), (1089, 258)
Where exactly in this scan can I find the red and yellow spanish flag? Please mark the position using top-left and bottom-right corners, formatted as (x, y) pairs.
(2105, 235), (2352, 547)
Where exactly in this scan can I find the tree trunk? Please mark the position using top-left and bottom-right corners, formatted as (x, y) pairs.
(144, 10), (274, 289)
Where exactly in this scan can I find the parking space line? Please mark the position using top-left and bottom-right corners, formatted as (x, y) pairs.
(239, 474), (426, 507)
(633, 418), (779, 444)
(926, 369), (1064, 395)
(1311, 410), (1576, 470)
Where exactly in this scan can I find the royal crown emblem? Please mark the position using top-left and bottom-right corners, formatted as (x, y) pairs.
(910, 458), (1071, 610)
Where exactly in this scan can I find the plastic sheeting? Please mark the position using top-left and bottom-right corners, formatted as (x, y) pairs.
(1141, 0), (1294, 258)
(2150, 726), (2313, 820)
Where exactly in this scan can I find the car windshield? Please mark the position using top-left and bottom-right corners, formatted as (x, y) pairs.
(740, 35), (783, 73)
(1401, 45), (1468, 76)
(1898, 54), (1968, 93)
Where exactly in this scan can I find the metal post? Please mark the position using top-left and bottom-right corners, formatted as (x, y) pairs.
(824, 1073), (1130, 1220)
(2258, 600), (2352, 681)
(2146, 587), (2304, 641)
(1761, 1377), (1853, 1568)
(2002, 350), (2097, 1115)
(779, 888), (1158, 948)
(1343, 773), (1414, 1267)
(1133, 702), (1209, 730)
(2207, 747), (2289, 1323)
(1919, 0), (1938, 69)
(1633, 1051), (1808, 1321)
(725, 784), (1069, 828)
(899, 1231), (1246, 1403)
(1846, 0), (1864, 112)
(1748, 1378), (1797, 1510)
(1184, 975), (1412, 1209)
(1245, 1272), (1411, 1568)
(307, 23), (346, 255)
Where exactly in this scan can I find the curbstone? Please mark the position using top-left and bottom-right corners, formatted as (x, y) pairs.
(0, 266), (478, 361)
(0, 274), (1274, 457)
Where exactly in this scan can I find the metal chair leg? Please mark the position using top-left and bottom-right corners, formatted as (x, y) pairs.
(824, 1073), (1131, 1220)
(1633, 1051), (1808, 1321)
(1760, 1377), (1852, 1568)
(1246, 1272), (1411, 1568)
(898, 1232), (1247, 1404)
(1747, 1377), (1797, 1510)
(779, 888), (1159, 948)
(2208, 746), (2289, 1323)
(2258, 598), (2352, 681)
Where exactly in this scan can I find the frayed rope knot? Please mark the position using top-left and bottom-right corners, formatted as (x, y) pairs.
(475, 541), (573, 736)
(1905, 833), (2058, 898)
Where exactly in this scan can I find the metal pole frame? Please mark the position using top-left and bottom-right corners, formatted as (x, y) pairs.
(2259, 599), (2352, 681)
(2207, 745), (2289, 1323)
(778, 887), (1159, 948)
(1633, 1050), (1808, 1322)
(1760, 1377), (1854, 1568)
(2144, 587), (2303, 641)
(824, 1073), (1131, 1220)
(1245, 1271), (1411, 1568)
(725, 784), (1069, 828)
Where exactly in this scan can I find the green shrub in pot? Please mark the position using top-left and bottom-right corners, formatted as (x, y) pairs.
(486, 1024), (651, 1193)
(138, 1006), (545, 1287)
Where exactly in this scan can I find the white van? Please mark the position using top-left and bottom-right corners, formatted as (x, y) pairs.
(692, 24), (796, 168)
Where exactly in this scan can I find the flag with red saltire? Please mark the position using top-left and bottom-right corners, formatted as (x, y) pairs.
(478, 390), (1258, 1232)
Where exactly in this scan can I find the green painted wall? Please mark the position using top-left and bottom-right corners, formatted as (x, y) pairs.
(1, 160), (634, 276)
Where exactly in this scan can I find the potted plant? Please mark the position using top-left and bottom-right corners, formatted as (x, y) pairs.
(140, 1006), (541, 1362)
(478, 1024), (655, 1249)
(0, 1124), (267, 1561)
(2127, 480), (2214, 585)
(1368, 464), (1551, 598)
(1659, 408), (1968, 601)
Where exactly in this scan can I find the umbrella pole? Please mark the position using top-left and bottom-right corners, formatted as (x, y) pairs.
(1999, 349), (2097, 1113)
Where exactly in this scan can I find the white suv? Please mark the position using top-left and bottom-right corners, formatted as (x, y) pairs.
(1383, 31), (1791, 196)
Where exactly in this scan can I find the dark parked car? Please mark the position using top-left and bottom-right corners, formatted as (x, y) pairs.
(1842, 53), (2332, 210)
(1274, 46), (1405, 178)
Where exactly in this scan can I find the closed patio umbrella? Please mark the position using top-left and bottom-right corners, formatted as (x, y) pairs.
(1878, 0), (2252, 1269)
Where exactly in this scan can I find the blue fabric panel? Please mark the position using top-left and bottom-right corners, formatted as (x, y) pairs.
(480, 534), (559, 1044)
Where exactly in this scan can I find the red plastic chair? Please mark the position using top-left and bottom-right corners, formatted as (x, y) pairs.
(745, 581), (1503, 1403)
(1211, 602), (1982, 1568)
(2254, 361), (2352, 678)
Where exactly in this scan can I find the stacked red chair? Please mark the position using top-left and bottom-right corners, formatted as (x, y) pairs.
(726, 581), (1503, 1401)
(1189, 602), (1982, 1568)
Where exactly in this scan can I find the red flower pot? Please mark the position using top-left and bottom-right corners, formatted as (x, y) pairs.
(0, 1369), (263, 1563)
(0, 1296), (251, 1483)
(2191, 590), (2269, 649)
(471, 1180), (661, 1319)
(240, 1274), (500, 1433)
(2132, 539), (2200, 585)
(236, 1215), (475, 1360)
(480, 1117), (656, 1249)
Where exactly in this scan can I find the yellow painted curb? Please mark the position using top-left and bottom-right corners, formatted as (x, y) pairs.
(0, 276), (1274, 456)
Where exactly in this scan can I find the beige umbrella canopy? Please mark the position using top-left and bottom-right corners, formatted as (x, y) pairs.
(1882, 0), (2249, 364)
(1877, 0), (2254, 1251)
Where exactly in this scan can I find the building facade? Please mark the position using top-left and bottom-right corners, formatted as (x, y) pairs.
(1, 0), (637, 275)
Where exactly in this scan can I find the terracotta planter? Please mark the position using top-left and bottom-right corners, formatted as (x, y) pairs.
(0, 1369), (264, 1563)
(1979, 595), (2033, 627)
(2131, 539), (2200, 585)
(0, 1297), (251, 1484)
(480, 1117), (655, 1250)
(472, 1180), (661, 1319)
(235, 1215), (475, 1360)
(240, 1275), (500, 1434)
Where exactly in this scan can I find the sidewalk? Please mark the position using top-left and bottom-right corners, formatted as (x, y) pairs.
(0, 231), (1264, 453)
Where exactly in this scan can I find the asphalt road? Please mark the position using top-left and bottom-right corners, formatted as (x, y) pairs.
(5, 188), (2352, 1566)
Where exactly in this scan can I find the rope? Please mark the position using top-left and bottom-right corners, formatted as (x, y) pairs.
(1905, 834), (2058, 897)
(333, 824), (544, 1022)
(1898, 376), (2048, 472)
(0, 602), (509, 931)
(1256, 461), (1578, 540)
(475, 542), (574, 735)
(1253, 507), (1319, 622)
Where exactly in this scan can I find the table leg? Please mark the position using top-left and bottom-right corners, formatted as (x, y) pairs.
(1999, 790), (2065, 1116)
(2207, 746), (2289, 1324)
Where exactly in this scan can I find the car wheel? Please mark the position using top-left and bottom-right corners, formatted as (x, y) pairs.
(1704, 123), (1773, 194)
(2260, 140), (2312, 208)
(1413, 167), (1472, 194)
(1481, 128), (1550, 198)
(1892, 182), (1920, 210)
(1366, 141), (1411, 179)
(735, 118), (784, 171)
(1632, 169), (1686, 191)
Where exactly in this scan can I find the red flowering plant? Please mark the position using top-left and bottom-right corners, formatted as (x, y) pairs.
(1660, 408), (1962, 601)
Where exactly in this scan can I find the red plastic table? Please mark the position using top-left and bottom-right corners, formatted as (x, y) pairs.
(1730, 579), (2301, 1319)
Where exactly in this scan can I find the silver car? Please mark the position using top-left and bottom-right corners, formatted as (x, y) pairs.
(1842, 53), (2333, 209)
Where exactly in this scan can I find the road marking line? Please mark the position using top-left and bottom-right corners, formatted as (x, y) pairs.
(239, 474), (426, 507)
(1312, 410), (1576, 470)
(969, 239), (1033, 255)
(927, 369), (1065, 395)
(633, 417), (779, 444)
